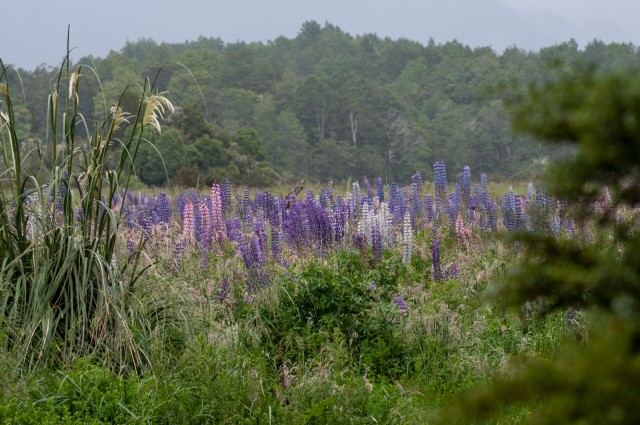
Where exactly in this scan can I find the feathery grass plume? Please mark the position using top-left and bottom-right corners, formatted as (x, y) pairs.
(108, 102), (131, 133)
(142, 93), (174, 133)
(67, 67), (80, 102)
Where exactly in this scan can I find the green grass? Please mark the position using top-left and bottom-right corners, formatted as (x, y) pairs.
(0, 221), (572, 423)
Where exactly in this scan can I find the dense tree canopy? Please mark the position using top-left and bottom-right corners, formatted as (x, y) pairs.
(6, 22), (640, 186)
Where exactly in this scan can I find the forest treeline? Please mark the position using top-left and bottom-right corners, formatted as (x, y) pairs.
(5, 21), (640, 187)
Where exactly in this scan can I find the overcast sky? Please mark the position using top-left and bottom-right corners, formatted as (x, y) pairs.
(2, 0), (640, 70)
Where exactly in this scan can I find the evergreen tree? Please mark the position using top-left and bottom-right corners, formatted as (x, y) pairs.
(437, 67), (640, 424)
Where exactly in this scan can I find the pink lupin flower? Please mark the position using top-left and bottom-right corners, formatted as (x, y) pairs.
(211, 183), (225, 241)
(183, 200), (195, 242)
(455, 213), (472, 246)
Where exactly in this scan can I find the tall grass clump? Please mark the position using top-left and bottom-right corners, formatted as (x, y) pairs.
(0, 46), (173, 373)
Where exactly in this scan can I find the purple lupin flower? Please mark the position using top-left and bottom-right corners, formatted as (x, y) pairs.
(375, 177), (384, 202)
(226, 215), (243, 242)
(218, 277), (230, 303)
(177, 192), (187, 221)
(447, 263), (459, 280)
(353, 233), (368, 259)
(363, 176), (373, 205)
(271, 225), (282, 262)
(137, 211), (153, 240)
(170, 238), (187, 270)
(480, 173), (489, 210)
(388, 182), (399, 214)
(392, 295), (409, 313)
(371, 224), (382, 265)
(460, 166), (471, 206)
(424, 194), (434, 223)
(283, 200), (307, 249)
(433, 161), (447, 216)
(253, 216), (268, 255)
(565, 218), (576, 238)
(488, 202), (499, 232)
(468, 193), (478, 223)
(156, 191), (171, 225)
(222, 179), (232, 215)
(332, 199), (348, 243)
(319, 187), (332, 209)
(390, 184), (406, 225)
(502, 188), (521, 232)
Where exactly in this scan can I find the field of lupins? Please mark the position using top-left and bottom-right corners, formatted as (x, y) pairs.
(4, 161), (583, 423)
(6, 57), (634, 423)
(104, 163), (575, 297)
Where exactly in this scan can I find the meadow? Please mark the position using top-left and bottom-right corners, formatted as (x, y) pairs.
(2, 55), (638, 424)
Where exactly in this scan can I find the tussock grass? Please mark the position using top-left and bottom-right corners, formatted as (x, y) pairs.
(0, 42), (174, 373)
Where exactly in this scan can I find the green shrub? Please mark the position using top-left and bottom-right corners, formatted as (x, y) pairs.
(260, 251), (409, 376)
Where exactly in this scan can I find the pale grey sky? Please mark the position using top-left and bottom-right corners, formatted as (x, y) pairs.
(2, 0), (639, 70)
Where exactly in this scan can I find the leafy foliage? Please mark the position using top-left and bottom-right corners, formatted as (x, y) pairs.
(12, 24), (640, 185)
(437, 67), (640, 424)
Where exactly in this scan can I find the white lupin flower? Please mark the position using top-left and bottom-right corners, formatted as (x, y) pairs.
(402, 210), (412, 264)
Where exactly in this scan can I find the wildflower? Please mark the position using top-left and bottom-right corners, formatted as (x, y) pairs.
(218, 278), (230, 303)
(433, 161), (447, 204)
(156, 191), (171, 225)
(480, 173), (489, 210)
(402, 210), (412, 264)
(460, 166), (471, 205)
(210, 183), (224, 240)
(371, 224), (382, 264)
(183, 200), (195, 242)
(363, 176), (373, 205)
(455, 213), (472, 246)
(271, 226), (282, 262)
(392, 295), (409, 313)
(375, 177), (384, 202)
